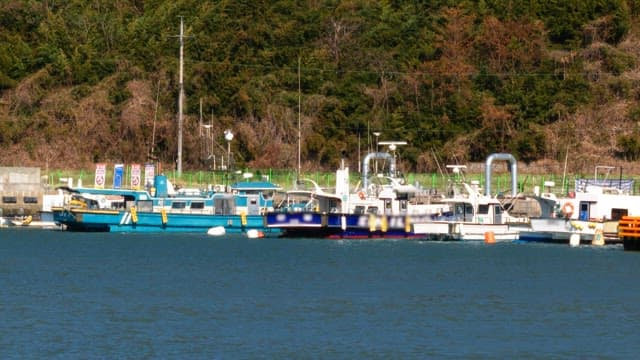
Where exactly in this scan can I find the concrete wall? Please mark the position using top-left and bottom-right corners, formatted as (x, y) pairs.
(0, 167), (43, 217)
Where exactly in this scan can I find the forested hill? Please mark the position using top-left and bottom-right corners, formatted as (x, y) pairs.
(1, 1), (640, 174)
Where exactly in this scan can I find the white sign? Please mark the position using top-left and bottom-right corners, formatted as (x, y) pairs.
(95, 163), (106, 188)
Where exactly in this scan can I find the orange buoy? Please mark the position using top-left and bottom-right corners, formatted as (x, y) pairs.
(484, 231), (496, 244)
(562, 202), (574, 218)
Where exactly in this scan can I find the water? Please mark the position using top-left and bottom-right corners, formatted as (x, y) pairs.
(1, 229), (639, 359)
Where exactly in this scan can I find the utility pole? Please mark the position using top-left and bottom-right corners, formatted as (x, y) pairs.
(176, 17), (185, 177)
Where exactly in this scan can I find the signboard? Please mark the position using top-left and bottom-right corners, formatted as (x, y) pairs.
(144, 163), (155, 188)
(113, 164), (124, 189)
(131, 164), (141, 189)
(94, 163), (106, 189)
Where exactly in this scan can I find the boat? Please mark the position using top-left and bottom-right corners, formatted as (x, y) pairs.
(411, 154), (523, 242)
(265, 148), (449, 239)
(52, 174), (281, 234)
(515, 167), (640, 245)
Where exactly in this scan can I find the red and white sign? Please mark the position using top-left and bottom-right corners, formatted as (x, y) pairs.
(131, 164), (141, 188)
(144, 163), (155, 188)
(94, 163), (106, 188)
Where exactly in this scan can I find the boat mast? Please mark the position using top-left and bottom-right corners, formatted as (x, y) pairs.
(297, 56), (301, 183)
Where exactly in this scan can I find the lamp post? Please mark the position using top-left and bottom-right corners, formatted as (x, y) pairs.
(224, 129), (233, 187)
(389, 143), (397, 177)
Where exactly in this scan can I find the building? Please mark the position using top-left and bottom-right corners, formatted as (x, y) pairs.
(0, 167), (44, 217)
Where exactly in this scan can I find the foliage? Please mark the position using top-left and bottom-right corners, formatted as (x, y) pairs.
(0, 0), (639, 173)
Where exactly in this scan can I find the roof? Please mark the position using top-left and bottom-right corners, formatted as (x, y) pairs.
(231, 181), (281, 191)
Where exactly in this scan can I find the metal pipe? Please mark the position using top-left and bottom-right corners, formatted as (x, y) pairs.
(362, 152), (395, 191)
(485, 153), (517, 196)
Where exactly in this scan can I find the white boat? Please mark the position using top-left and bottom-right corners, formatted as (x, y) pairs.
(412, 153), (523, 242)
(516, 167), (640, 245)
(266, 146), (448, 239)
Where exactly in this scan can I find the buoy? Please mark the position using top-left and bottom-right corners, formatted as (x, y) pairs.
(368, 214), (376, 232)
(341, 215), (346, 231)
(240, 211), (247, 226)
(404, 215), (411, 234)
(569, 233), (580, 247)
(484, 231), (496, 244)
(562, 202), (574, 218)
(246, 229), (264, 239)
(22, 215), (32, 226)
(592, 228), (604, 246)
(380, 215), (388, 233)
(130, 206), (138, 224)
(207, 226), (226, 236)
(160, 208), (168, 225)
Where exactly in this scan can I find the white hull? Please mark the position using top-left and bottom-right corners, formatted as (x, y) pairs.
(413, 221), (518, 242)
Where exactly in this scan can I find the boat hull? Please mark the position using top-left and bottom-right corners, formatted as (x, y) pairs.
(53, 207), (278, 234)
(265, 212), (434, 239)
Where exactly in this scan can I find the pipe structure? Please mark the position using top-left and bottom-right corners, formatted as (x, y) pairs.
(362, 152), (395, 191)
(485, 153), (518, 196)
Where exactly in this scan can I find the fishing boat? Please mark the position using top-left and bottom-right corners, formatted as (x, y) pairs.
(52, 174), (281, 234)
(265, 147), (448, 239)
(411, 154), (524, 242)
(515, 171), (640, 245)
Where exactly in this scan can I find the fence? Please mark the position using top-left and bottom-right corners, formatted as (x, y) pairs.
(43, 168), (640, 196)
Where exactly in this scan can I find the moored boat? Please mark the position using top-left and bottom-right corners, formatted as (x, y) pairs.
(265, 148), (448, 239)
(52, 174), (281, 234)
(515, 168), (640, 245)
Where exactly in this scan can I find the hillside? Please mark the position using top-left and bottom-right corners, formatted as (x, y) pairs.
(1, 1), (640, 175)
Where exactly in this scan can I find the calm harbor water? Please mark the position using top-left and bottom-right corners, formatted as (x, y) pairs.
(1, 228), (639, 359)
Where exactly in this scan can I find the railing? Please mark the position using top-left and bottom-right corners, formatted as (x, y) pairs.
(618, 216), (640, 238)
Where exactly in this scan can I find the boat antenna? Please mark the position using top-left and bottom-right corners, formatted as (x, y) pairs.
(297, 55), (302, 185)
(148, 79), (160, 161)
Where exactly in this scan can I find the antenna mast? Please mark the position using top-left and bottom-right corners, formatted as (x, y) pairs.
(297, 56), (302, 182)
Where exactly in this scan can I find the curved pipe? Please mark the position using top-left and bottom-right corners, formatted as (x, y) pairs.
(485, 153), (517, 196)
(362, 152), (395, 190)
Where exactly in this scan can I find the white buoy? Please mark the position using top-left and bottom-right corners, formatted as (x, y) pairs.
(207, 226), (226, 236)
(246, 229), (264, 239)
(569, 233), (580, 247)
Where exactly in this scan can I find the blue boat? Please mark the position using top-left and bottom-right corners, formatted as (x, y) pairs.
(265, 148), (448, 239)
(52, 174), (281, 235)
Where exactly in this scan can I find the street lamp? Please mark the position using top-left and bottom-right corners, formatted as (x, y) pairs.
(224, 129), (233, 187)
(389, 143), (397, 177)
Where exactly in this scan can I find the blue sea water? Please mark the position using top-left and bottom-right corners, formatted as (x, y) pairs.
(1, 229), (639, 359)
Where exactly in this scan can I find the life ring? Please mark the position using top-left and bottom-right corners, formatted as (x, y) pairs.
(358, 191), (366, 200)
(562, 202), (574, 217)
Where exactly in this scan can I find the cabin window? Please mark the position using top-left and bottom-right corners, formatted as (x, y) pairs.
(171, 202), (186, 209)
(454, 203), (474, 221)
(191, 201), (205, 209)
(250, 199), (258, 205)
(610, 208), (628, 221)
(478, 205), (489, 215)
(137, 200), (153, 212)
(2, 196), (17, 204)
(354, 206), (365, 214)
(23, 196), (38, 204)
(367, 206), (378, 214)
